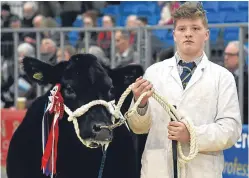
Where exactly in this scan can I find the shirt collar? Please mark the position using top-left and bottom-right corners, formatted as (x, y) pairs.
(175, 52), (203, 66)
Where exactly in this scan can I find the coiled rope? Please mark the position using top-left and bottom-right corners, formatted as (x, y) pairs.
(102, 84), (199, 178)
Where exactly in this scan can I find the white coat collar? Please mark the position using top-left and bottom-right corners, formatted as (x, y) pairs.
(165, 52), (209, 92)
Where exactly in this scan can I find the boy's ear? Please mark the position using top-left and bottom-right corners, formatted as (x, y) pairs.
(23, 57), (68, 85)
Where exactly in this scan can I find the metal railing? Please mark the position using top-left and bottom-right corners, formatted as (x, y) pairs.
(1, 23), (248, 123)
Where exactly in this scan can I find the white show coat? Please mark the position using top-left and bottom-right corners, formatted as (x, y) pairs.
(127, 54), (242, 178)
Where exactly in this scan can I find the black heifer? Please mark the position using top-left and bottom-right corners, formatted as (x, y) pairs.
(6, 54), (144, 178)
(110, 66), (149, 178)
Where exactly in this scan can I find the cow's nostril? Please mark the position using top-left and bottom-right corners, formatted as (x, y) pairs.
(93, 124), (101, 132)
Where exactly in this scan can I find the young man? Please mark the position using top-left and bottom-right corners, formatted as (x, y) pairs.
(127, 2), (242, 178)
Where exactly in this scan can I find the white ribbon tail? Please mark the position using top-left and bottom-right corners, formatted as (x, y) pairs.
(42, 102), (52, 174)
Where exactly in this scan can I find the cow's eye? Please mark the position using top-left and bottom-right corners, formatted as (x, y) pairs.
(66, 84), (75, 94)
(108, 86), (115, 99)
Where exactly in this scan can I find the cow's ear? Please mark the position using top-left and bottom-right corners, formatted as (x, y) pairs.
(109, 64), (144, 114)
(23, 57), (68, 85)
(110, 64), (144, 88)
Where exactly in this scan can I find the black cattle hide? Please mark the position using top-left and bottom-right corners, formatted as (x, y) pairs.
(6, 54), (147, 178)
(109, 65), (148, 177)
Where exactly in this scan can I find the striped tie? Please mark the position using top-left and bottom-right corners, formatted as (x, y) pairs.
(179, 61), (196, 89)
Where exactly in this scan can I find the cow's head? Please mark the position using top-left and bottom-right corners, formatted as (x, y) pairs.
(23, 54), (144, 148)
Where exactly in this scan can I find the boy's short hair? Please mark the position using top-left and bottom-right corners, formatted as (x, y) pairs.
(172, 2), (208, 28)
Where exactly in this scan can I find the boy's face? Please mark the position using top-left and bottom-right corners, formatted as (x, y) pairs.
(173, 18), (209, 56)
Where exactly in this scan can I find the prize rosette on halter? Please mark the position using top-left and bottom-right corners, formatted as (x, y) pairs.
(41, 84), (64, 176)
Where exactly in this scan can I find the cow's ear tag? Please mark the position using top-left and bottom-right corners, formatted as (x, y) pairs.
(33, 72), (43, 80)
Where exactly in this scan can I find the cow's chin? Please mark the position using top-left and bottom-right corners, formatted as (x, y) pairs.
(85, 139), (111, 150)
(81, 124), (113, 149)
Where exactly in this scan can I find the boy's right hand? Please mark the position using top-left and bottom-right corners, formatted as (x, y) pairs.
(131, 76), (153, 107)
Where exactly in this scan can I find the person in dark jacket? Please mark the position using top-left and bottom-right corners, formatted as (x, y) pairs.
(97, 15), (115, 58)
(1, 3), (15, 28)
(224, 41), (248, 124)
(76, 11), (98, 53)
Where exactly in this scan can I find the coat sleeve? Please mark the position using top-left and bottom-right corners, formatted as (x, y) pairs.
(127, 99), (152, 134)
(195, 70), (242, 152)
(126, 66), (154, 134)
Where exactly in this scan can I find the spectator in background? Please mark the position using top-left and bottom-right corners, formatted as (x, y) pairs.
(17, 43), (36, 61)
(83, 10), (98, 28)
(17, 43), (37, 108)
(22, 15), (45, 46)
(97, 15), (115, 58)
(22, 2), (39, 46)
(158, 1), (180, 26)
(1, 3), (15, 28)
(135, 16), (165, 64)
(1, 15), (24, 60)
(1, 43), (36, 108)
(57, 45), (76, 63)
(224, 41), (248, 123)
(40, 38), (57, 65)
(22, 2), (38, 28)
(114, 30), (139, 68)
(125, 14), (164, 65)
(126, 15), (138, 45)
(33, 15), (45, 28)
(10, 15), (22, 29)
(76, 11), (98, 53)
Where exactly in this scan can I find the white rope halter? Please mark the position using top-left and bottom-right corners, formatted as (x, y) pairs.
(63, 100), (121, 148)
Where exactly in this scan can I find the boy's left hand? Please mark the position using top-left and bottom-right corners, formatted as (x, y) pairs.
(168, 121), (190, 143)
